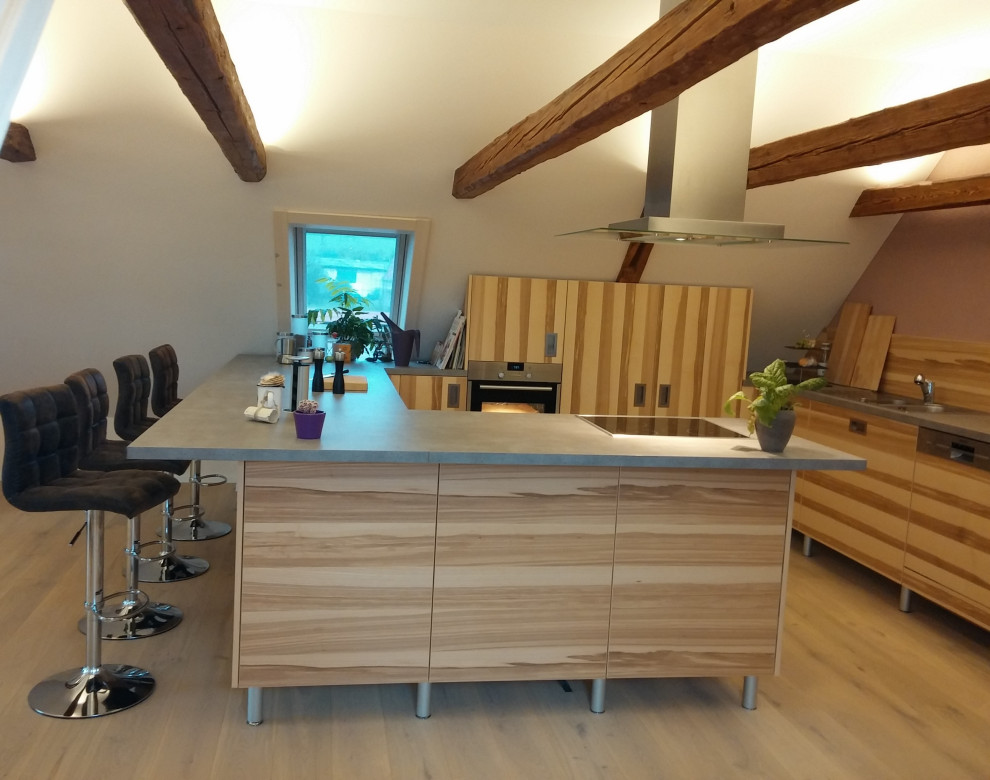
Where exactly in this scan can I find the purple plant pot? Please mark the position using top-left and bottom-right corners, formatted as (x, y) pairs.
(293, 410), (326, 439)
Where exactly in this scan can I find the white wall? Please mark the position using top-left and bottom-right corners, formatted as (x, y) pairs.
(2, 0), (970, 443)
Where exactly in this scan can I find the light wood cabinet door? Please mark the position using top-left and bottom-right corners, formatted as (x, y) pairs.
(236, 462), (439, 687)
(904, 450), (990, 629)
(656, 285), (752, 417)
(464, 275), (567, 363)
(560, 281), (751, 416)
(389, 374), (466, 410)
(793, 402), (917, 581)
(431, 464), (618, 682)
(560, 280), (664, 415)
(609, 468), (793, 678)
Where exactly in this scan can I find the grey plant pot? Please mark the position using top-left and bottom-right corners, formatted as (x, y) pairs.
(755, 409), (796, 453)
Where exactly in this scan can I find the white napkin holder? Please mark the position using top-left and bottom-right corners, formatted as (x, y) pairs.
(245, 405), (280, 423)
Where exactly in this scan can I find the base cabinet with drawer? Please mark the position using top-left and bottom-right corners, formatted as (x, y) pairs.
(903, 431), (990, 629)
(793, 401), (918, 581)
(389, 374), (466, 411)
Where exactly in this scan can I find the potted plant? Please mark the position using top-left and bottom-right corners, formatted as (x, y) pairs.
(723, 358), (826, 452)
(292, 398), (326, 439)
(308, 280), (378, 361)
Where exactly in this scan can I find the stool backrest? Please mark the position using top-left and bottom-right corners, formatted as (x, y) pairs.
(149, 344), (181, 417)
(0, 384), (81, 503)
(64, 368), (111, 459)
(113, 354), (154, 442)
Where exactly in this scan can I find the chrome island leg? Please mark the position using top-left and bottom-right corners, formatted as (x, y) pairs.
(590, 678), (606, 714)
(802, 534), (813, 557)
(416, 682), (431, 719)
(247, 687), (264, 726)
(899, 585), (913, 613)
(742, 676), (758, 710)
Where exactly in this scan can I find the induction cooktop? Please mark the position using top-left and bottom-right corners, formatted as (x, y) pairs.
(579, 415), (746, 439)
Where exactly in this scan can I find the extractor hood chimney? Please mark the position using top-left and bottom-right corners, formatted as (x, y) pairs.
(562, 3), (843, 247)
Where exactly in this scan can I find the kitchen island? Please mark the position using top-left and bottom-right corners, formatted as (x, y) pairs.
(129, 355), (863, 724)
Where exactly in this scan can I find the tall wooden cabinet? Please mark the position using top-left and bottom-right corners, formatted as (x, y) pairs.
(464, 275), (567, 363)
(465, 275), (752, 417)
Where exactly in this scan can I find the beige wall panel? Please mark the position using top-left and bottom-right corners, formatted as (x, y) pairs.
(609, 468), (791, 678)
(431, 464), (618, 682)
(237, 462), (438, 687)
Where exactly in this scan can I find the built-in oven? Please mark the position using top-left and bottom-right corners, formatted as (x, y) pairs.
(467, 361), (562, 413)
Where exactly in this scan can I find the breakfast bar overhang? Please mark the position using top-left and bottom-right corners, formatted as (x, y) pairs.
(128, 355), (864, 724)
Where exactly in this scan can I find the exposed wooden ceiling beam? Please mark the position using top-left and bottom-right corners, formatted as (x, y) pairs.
(749, 79), (990, 189)
(615, 242), (654, 283)
(124, 0), (266, 182)
(850, 174), (990, 217)
(452, 0), (859, 200)
(0, 122), (35, 162)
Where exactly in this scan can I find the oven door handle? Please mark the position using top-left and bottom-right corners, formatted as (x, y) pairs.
(476, 384), (555, 392)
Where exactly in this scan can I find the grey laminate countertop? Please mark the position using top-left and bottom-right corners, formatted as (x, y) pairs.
(128, 355), (863, 471)
(804, 386), (990, 444)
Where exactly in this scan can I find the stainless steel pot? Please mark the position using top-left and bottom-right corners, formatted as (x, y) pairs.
(275, 332), (295, 362)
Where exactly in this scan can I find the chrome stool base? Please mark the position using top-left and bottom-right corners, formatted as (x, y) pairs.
(138, 550), (209, 583)
(29, 664), (155, 719)
(170, 514), (231, 542)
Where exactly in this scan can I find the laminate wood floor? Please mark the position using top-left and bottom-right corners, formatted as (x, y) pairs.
(0, 485), (987, 779)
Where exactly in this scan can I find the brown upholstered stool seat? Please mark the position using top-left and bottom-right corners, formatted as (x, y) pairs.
(0, 384), (181, 718)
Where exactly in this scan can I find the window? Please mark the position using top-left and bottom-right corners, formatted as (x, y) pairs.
(274, 211), (431, 332)
(292, 227), (408, 321)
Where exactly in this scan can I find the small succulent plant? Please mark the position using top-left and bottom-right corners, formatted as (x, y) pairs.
(295, 399), (320, 414)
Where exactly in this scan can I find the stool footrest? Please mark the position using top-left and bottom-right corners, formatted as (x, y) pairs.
(193, 473), (227, 487)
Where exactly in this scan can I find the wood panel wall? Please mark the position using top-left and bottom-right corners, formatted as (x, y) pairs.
(879, 334), (990, 413)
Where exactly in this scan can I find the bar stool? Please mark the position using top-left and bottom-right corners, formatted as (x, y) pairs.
(65, 367), (189, 639)
(0, 384), (180, 718)
(112, 354), (209, 584)
(148, 343), (230, 541)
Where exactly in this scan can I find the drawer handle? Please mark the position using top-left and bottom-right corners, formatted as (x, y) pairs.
(633, 383), (646, 407)
(849, 419), (867, 435)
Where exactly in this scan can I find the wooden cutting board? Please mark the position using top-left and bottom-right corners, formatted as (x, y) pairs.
(849, 314), (896, 391)
(826, 302), (872, 386)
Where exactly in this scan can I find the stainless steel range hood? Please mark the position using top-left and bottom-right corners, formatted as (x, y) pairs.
(561, 8), (843, 247)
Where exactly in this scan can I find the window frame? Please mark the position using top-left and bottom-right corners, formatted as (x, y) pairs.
(274, 210), (431, 332)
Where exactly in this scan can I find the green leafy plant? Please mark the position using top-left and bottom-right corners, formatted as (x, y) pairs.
(307, 280), (378, 360)
(724, 358), (826, 433)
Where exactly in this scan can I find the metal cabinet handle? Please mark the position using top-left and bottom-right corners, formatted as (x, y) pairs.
(849, 419), (867, 435)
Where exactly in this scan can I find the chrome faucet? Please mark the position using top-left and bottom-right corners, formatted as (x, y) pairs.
(914, 373), (935, 404)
